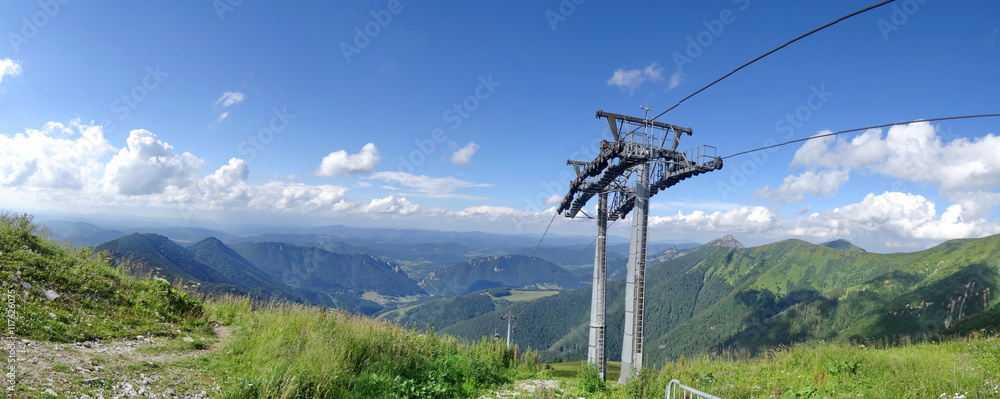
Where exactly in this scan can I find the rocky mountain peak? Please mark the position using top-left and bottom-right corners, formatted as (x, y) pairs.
(705, 234), (745, 249)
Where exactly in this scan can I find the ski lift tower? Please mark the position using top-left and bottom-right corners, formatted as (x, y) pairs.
(557, 108), (723, 382)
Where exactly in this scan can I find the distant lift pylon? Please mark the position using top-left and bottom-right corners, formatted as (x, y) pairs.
(558, 108), (723, 382)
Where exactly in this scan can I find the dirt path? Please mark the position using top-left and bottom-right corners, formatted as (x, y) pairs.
(5, 326), (232, 398)
(479, 379), (584, 399)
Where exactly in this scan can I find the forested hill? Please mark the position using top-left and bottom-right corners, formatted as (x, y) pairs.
(235, 242), (425, 297)
(418, 255), (585, 296)
(436, 235), (1000, 366)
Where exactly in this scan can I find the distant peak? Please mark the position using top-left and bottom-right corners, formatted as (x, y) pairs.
(821, 239), (867, 252)
(705, 234), (745, 249)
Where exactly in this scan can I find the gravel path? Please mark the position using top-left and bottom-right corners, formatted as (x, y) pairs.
(3, 326), (230, 398)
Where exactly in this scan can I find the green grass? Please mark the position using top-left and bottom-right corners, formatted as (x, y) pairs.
(551, 334), (1000, 398)
(2, 211), (542, 398)
(204, 296), (541, 398)
(0, 211), (211, 342)
(505, 290), (561, 302)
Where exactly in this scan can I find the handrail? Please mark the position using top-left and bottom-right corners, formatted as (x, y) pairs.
(664, 379), (723, 399)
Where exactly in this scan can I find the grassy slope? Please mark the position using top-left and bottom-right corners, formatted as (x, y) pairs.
(0, 213), (210, 343)
(1, 212), (539, 398)
(207, 297), (540, 398)
(557, 335), (1000, 398)
(427, 236), (1000, 366)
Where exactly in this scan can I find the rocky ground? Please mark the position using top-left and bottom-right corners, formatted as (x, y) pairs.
(480, 379), (583, 399)
(7, 326), (578, 399)
(3, 326), (229, 398)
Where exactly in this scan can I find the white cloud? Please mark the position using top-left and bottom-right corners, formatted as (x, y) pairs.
(0, 59), (22, 84)
(544, 194), (562, 206)
(249, 181), (352, 213)
(450, 141), (480, 164)
(755, 170), (850, 204)
(0, 121), (114, 189)
(199, 158), (251, 205)
(104, 130), (203, 195)
(792, 122), (1000, 193)
(315, 143), (380, 177)
(788, 192), (1000, 241)
(214, 91), (246, 108)
(362, 195), (419, 214)
(369, 171), (492, 200)
(215, 112), (229, 123)
(606, 63), (663, 94)
(668, 69), (685, 90)
(458, 205), (524, 218)
(648, 206), (779, 233)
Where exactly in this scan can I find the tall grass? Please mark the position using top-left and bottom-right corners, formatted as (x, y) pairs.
(0, 211), (209, 342)
(207, 296), (540, 398)
(569, 335), (1000, 398)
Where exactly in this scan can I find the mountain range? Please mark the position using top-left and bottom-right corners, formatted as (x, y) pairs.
(419, 255), (586, 296)
(397, 234), (1000, 367)
(92, 233), (596, 314)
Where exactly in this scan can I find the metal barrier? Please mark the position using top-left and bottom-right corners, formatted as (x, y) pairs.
(664, 379), (723, 399)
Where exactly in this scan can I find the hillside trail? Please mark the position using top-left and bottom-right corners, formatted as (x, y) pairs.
(8, 325), (232, 398)
(480, 379), (583, 399)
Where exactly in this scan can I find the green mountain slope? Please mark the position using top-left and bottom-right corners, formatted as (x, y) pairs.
(379, 287), (515, 331)
(95, 234), (384, 314)
(187, 237), (325, 305)
(236, 242), (425, 297)
(0, 212), (209, 342)
(419, 255), (585, 296)
(821, 238), (867, 252)
(423, 235), (1000, 366)
(95, 233), (233, 287)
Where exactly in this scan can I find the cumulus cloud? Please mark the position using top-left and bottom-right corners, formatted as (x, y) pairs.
(369, 171), (492, 200)
(0, 121), (114, 189)
(214, 91), (246, 108)
(0, 59), (22, 84)
(792, 122), (1000, 192)
(755, 170), (850, 204)
(315, 143), (380, 177)
(450, 142), (480, 164)
(648, 206), (779, 233)
(789, 192), (1000, 240)
(104, 130), (203, 195)
(200, 158), (251, 204)
(249, 181), (352, 213)
(607, 63), (663, 94)
(457, 205), (524, 218)
(362, 195), (419, 214)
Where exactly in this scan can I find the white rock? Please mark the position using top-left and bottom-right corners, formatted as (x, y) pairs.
(42, 388), (57, 396)
(182, 336), (194, 342)
(43, 289), (60, 300)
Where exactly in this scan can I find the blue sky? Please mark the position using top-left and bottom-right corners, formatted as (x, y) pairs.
(1, 0), (999, 252)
